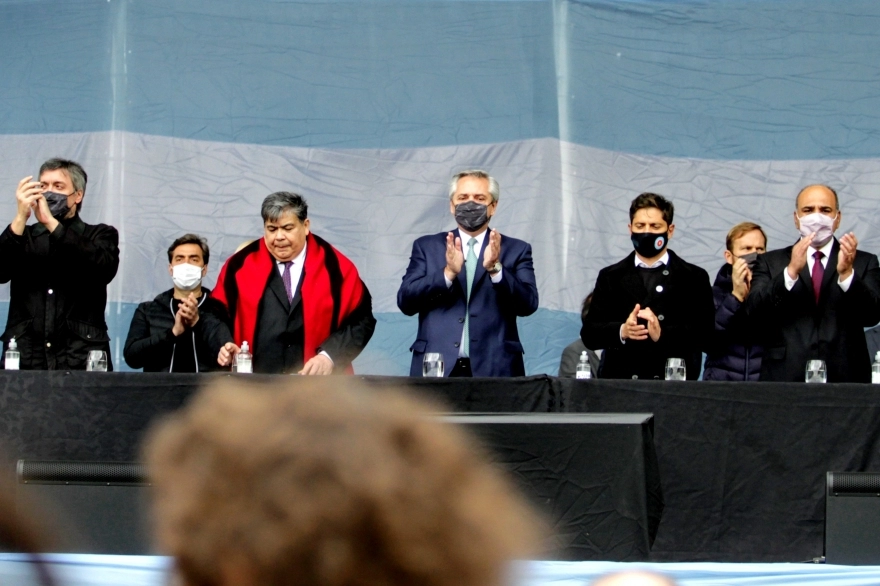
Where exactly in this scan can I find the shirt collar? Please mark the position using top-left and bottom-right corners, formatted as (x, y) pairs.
(458, 227), (489, 251)
(810, 237), (835, 258)
(634, 250), (669, 269)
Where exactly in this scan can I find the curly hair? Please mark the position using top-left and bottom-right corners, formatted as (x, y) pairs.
(144, 378), (542, 586)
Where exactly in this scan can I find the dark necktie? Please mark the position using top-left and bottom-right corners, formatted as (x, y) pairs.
(282, 261), (294, 303)
(811, 250), (824, 304)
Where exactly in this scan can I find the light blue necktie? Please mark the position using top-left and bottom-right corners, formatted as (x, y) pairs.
(463, 238), (478, 357)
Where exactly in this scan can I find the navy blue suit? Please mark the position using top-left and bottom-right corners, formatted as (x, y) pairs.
(397, 229), (538, 377)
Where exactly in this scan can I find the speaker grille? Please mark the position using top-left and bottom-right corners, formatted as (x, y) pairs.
(17, 460), (148, 485)
(828, 472), (880, 495)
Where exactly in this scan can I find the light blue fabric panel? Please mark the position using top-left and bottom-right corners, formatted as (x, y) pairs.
(4, 556), (880, 586)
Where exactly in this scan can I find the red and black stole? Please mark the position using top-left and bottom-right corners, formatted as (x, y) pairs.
(211, 233), (366, 365)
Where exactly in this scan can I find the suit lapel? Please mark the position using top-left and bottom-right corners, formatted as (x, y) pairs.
(820, 239), (840, 294)
(267, 266), (291, 313)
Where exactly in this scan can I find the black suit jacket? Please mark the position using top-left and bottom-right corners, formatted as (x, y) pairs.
(581, 250), (714, 380)
(254, 266), (376, 374)
(747, 239), (880, 382)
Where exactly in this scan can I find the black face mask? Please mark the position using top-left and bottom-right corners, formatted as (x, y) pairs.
(738, 252), (759, 269)
(44, 191), (72, 220)
(631, 231), (668, 259)
(454, 201), (490, 232)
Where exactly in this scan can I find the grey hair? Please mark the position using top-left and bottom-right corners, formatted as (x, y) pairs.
(39, 158), (87, 211)
(448, 170), (500, 203)
(261, 191), (308, 223)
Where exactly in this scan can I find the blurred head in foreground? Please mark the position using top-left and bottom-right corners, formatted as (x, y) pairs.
(592, 570), (679, 586)
(144, 378), (541, 586)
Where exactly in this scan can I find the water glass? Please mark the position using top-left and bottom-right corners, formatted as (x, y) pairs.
(86, 350), (108, 372)
(665, 357), (686, 381)
(422, 353), (444, 377)
(805, 359), (827, 383)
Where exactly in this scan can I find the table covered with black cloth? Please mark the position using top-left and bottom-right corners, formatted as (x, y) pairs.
(3, 371), (880, 562)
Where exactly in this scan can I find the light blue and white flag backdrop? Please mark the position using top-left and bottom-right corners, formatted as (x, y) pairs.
(2, 0), (880, 373)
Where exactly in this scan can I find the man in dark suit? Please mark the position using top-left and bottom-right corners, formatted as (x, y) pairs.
(747, 184), (880, 382)
(397, 170), (538, 377)
(581, 193), (714, 380)
(212, 192), (376, 374)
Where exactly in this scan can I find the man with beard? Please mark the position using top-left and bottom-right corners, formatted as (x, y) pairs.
(397, 170), (538, 377)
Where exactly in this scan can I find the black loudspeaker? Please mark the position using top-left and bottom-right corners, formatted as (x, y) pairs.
(825, 472), (880, 564)
(15, 460), (153, 554)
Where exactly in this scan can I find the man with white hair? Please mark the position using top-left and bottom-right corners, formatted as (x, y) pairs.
(398, 170), (538, 377)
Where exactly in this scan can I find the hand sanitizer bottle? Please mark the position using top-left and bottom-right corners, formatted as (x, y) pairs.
(236, 341), (253, 374)
(576, 350), (591, 380)
(5, 337), (20, 371)
(872, 351), (880, 384)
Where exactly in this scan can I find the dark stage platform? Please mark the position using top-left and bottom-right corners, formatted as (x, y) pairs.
(3, 372), (879, 561)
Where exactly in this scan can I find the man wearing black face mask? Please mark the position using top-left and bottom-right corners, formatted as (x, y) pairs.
(0, 158), (119, 370)
(581, 193), (713, 380)
(397, 169), (538, 377)
(702, 222), (767, 381)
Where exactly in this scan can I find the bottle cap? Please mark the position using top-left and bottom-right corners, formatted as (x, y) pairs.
(8, 337), (16, 350)
(241, 341), (250, 353)
(580, 350), (588, 359)
(876, 351), (880, 362)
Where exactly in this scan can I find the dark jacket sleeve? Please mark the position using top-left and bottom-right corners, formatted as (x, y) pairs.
(319, 282), (377, 369)
(397, 236), (460, 316)
(581, 269), (627, 351)
(50, 222), (120, 285)
(0, 225), (28, 284)
(194, 299), (234, 365)
(491, 240), (539, 316)
(123, 302), (176, 370)
(652, 266), (715, 354)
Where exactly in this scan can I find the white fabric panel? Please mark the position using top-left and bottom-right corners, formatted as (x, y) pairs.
(1, 132), (880, 318)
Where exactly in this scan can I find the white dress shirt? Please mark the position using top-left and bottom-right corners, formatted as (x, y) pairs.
(783, 238), (853, 292)
(274, 242), (333, 366)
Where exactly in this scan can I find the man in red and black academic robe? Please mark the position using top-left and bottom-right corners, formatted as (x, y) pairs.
(212, 191), (376, 374)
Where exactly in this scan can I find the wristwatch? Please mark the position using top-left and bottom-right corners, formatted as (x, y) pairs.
(487, 261), (502, 275)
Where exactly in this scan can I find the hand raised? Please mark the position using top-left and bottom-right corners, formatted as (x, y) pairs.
(787, 233), (815, 280)
(482, 229), (501, 270)
(11, 176), (42, 235)
(837, 232), (858, 280)
(731, 257), (752, 302)
(178, 293), (200, 327)
(444, 232), (464, 281)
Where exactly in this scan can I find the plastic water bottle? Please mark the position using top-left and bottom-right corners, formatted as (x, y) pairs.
(575, 350), (591, 380)
(872, 352), (880, 384)
(236, 341), (253, 374)
(5, 337), (20, 371)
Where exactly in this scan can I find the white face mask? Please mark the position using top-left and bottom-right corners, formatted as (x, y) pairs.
(171, 263), (203, 291)
(797, 212), (837, 248)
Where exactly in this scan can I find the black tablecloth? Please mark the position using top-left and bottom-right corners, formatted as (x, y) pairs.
(3, 371), (877, 561)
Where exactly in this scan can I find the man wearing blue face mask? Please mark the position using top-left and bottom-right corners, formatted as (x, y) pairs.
(748, 184), (880, 382)
(0, 158), (119, 370)
(581, 193), (714, 380)
(124, 234), (232, 372)
(397, 169), (538, 377)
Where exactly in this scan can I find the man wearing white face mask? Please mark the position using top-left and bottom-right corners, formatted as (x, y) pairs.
(124, 234), (232, 372)
(748, 184), (880, 382)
